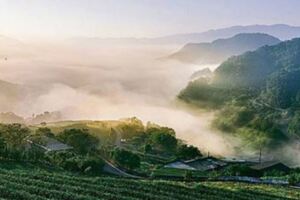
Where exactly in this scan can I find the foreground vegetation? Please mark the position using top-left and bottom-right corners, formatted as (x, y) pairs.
(0, 161), (299, 200)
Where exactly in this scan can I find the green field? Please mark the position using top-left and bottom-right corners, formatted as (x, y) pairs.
(0, 161), (299, 200)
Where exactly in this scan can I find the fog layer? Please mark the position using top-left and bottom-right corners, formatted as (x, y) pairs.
(0, 40), (231, 155)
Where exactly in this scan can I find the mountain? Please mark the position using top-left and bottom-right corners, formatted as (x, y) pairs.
(0, 35), (22, 46)
(190, 68), (213, 80)
(0, 35), (34, 59)
(156, 24), (300, 44)
(213, 38), (300, 108)
(0, 80), (23, 112)
(169, 33), (281, 64)
(178, 38), (300, 150)
(180, 38), (300, 108)
(0, 79), (21, 97)
(214, 38), (300, 89)
(0, 112), (24, 124)
(69, 24), (300, 46)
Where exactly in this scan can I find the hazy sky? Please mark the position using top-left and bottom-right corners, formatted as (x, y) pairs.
(0, 0), (300, 39)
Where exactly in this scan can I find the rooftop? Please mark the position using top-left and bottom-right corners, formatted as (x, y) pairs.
(164, 161), (196, 170)
(27, 136), (73, 152)
(250, 161), (289, 171)
(185, 157), (227, 171)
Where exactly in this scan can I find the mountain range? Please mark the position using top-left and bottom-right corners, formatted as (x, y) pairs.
(70, 24), (300, 46)
(168, 33), (281, 64)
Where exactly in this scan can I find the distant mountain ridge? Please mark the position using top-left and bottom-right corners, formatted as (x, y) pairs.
(156, 24), (300, 44)
(70, 24), (300, 46)
(169, 33), (281, 64)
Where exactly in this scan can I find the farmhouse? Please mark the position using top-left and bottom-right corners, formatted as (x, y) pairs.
(164, 161), (196, 170)
(26, 136), (73, 152)
(185, 157), (227, 171)
(249, 161), (290, 176)
(164, 157), (227, 172)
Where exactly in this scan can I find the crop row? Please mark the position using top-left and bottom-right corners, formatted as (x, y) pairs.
(0, 169), (296, 200)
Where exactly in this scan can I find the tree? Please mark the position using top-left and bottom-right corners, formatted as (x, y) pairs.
(288, 112), (300, 136)
(0, 123), (30, 150)
(35, 127), (55, 138)
(144, 144), (152, 154)
(58, 129), (99, 154)
(176, 144), (202, 160)
(117, 117), (144, 139)
(78, 156), (105, 174)
(288, 174), (300, 185)
(112, 148), (140, 170)
(149, 127), (178, 151)
(0, 136), (6, 156)
(184, 170), (193, 181)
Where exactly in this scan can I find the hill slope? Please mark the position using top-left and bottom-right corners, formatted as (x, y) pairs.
(0, 80), (23, 112)
(180, 38), (300, 108)
(169, 33), (281, 64)
(0, 161), (298, 200)
(213, 38), (300, 108)
(178, 38), (300, 150)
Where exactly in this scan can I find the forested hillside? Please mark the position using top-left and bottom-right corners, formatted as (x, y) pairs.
(179, 38), (300, 150)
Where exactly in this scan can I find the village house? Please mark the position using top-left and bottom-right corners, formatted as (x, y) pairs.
(164, 157), (227, 172)
(163, 161), (196, 170)
(185, 157), (227, 171)
(26, 136), (73, 152)
(249, 161), (290, 176)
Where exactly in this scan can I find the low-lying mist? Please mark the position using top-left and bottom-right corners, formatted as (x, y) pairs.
(0, 40), (232, 155)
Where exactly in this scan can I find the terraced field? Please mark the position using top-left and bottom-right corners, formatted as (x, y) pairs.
(0, 167), (300, 200)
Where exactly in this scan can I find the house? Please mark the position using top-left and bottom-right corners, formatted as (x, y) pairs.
(163, 157), (227, 172)
(249, 161), (290, 175)
(164, 161), (196, 170)
(26, 136), (73, 152)
(185, 157), (227, 171)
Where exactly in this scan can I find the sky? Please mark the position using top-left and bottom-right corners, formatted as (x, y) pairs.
(0, 0), (300, 39)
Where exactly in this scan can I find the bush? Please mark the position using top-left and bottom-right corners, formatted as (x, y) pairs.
(58, 129), (99, 154)
(46, 151), (104, 174)
(112, 148), (140, 170)
(176, 144), (202, 160)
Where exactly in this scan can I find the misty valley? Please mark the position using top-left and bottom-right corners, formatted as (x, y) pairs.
(2, 1), (300, 199)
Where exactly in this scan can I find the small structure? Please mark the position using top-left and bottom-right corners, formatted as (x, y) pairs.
(164, 161), (196, 170)
(26, 136), (73, 152)
(250, 161), (290, 175)
(163, 157), (227, 172)
(185, 157), (227, 171)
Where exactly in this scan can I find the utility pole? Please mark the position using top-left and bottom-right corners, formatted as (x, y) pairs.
(259, 147), (262, 163)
